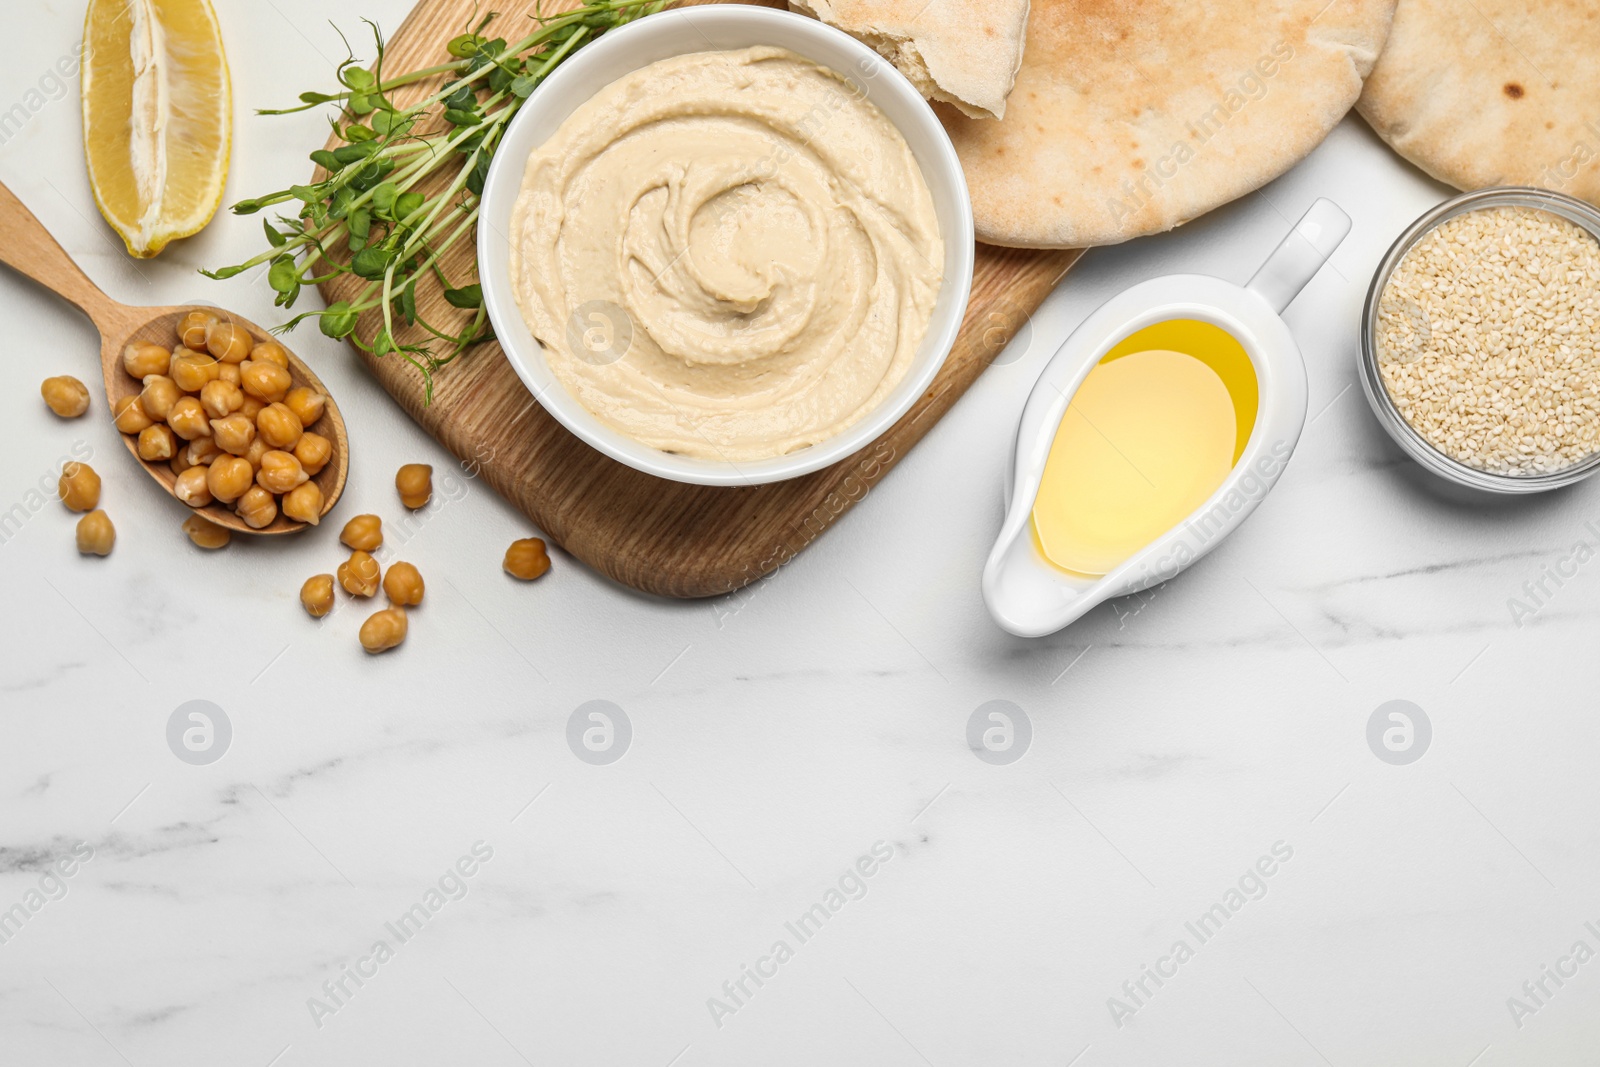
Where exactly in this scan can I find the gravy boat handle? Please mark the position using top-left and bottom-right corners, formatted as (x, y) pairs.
(1245, 198), (1352, 314)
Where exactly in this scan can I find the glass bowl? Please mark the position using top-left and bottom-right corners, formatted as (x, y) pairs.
(1359, 186), (1600, 494)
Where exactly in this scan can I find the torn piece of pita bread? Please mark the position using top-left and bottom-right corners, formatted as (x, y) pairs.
(1357, 0), (1600, 206)
(788, 0), (1031, 120)
(941, 0), (1397, 248)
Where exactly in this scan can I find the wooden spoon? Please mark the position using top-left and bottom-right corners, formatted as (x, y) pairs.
(0, 180), (346, 534)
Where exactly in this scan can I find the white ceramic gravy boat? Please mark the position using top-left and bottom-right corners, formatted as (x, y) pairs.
(983, 199), (1351, 638)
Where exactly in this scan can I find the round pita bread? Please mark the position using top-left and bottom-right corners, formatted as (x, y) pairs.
(1357, 0), (1600, 205)
(941, 0), (1397, 249)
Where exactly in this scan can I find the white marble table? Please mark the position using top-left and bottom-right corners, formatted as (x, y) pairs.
(4, 4), (1598, 1065)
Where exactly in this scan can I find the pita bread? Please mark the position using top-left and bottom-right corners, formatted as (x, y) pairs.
(941, 0), (1397, 248)
(788, 0), (1031, 120)
(1357, 0), (1600, 206)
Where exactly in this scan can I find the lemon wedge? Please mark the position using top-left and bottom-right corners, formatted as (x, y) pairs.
(82, 0), (232, 259)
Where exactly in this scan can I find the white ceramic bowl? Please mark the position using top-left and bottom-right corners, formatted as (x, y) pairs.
(478, 5), (975, 486)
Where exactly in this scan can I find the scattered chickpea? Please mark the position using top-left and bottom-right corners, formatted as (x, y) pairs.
(283, 386), (326, 427)
(205, 320), (254, 364)
(235, 485), (277, 529)
(206, 456), (254, 503)
(75, 510), (115, 556)
(137, 423), (176, 462)
(122, 341), (170, 378)
(200, 379), (244, 419)
(338, 549), (381, 597)
(256, 450), (308, 494)
(139, 375), (181, 421)
(183, 436), (222, 467)
(167, 396), (212, 441)
(300, 574), (335, 618)
(251, 341), (290, 369)
(182, 514), (231, 550)
(359, 607), (407, 654)
(383, 561), (424, 606)
(58, 462), (101, 512)
(241, 360), (291, 403)
(256, 402), (304, 450)
(41, 375), (90, 418)
(178, 310), (218, 350)
(339, 514), (383, 552)
(113, 394), (154, 434)
(170, 350), (221, 393)
(173, 466), (213, 508)
(293, 432), (332, 475)
(503, 538), (551, 580)
(217, 362), (243, 387)
(396, 463), (432, 509)
(210, 414), (257, 455)
(281, 481), (324, 526)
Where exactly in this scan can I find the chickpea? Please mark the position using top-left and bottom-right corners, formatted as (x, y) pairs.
(75, 510), (115, 556)
(359, 607), (408, 654)
(167, 396), (212, 441)
(137, 423), (176, 461)
(242, 435), (270, 473)
(383, 561), (425, 606)
(241, 360), (291, 403)
(178, 310), (218, 350)
(170, 350), (221, 393)
(301, 574), (335, 618)
(206, 456), (254, 503)
(256, 450), (308, 494)
(205, 320), (254, 364)
(251, 340), (290, 369)
(182, 514), (231, 550)
(113, 394), (154, 434)
(58, 462), (101, 512)
(217, 362), (243, 387)
(122, 341), (170, 378)
(210, 414), (256, 455)
(282, 481), (324, 525)
(183, 436), (221, 467)
(41, 375), (90, 418)
(235, 485), (277, 529)
(396, 463), (433, 509)
(283, 386), (326, 427)
(200, 379), (244, 419)
(139, 375), (180, 421)
(339, 514), (382, 552)
(294, 432), (332, 476)
(256, 402), (304, 450)
(170, 451), (196, 478)
(174, 466), (213, 508)
(338, 550), (381, 597)
(239, 395), (266, 421)
(503, 538), (551, 581)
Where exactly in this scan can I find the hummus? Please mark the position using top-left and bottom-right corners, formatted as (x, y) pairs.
(508, 46), (944, 461)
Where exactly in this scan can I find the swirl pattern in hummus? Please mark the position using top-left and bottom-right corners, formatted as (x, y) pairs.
(508, 47), (944, 461)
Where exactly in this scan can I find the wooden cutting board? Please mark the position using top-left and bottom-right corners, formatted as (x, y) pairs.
(318, 0), (1080, 598)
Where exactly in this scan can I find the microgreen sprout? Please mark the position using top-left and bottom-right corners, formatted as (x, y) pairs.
(204, 1), (667, 402)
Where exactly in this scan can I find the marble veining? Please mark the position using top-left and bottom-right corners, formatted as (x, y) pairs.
(2, 8), (1598, 1065)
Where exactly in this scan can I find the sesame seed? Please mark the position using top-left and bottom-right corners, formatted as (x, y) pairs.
(1377, 206), (1600, 475)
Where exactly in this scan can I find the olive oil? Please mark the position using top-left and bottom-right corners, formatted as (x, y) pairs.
(1030, 319), (1258, 576)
